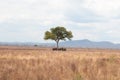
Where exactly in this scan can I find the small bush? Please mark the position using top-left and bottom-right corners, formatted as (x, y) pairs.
(34, 45), (38, 47)
(52, 48), (67, 51)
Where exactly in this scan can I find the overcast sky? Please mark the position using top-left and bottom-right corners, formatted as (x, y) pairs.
(0, 0), (120, 43)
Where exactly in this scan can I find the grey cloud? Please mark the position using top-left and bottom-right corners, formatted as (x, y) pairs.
(63, 0), (106, 23)
(0, 0), (120, 42)
(65, 9), (103, 23)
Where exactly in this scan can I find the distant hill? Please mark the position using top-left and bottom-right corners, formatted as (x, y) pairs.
(0, 39), (120, 49)
(0, 42), (37, 46)
(0, 42), (55, 48)
(59, 39), (120, 49)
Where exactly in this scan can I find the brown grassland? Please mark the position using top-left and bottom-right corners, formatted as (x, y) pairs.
(0, 46), (120, 80)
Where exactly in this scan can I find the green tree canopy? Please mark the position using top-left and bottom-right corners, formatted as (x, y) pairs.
(44, 26), (73, 49)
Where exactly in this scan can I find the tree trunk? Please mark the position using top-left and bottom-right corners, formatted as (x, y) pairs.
(56, 40), (59, 49)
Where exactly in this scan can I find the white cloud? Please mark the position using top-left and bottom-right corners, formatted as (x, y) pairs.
(83, 0), (120, 18)
(0, 0), (120, 43)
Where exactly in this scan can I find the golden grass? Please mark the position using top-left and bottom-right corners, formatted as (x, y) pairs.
(0, 46), (120, 80)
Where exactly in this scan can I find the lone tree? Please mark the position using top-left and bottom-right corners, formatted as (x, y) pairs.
(44, 26), (73, 49)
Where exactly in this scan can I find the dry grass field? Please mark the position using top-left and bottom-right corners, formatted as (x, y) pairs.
(0, 46), (120, 80)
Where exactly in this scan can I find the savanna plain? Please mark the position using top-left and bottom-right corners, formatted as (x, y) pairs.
(0, 46), (120, 80)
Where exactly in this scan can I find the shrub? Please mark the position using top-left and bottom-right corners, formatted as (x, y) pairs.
(52, 48), (67, 51)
